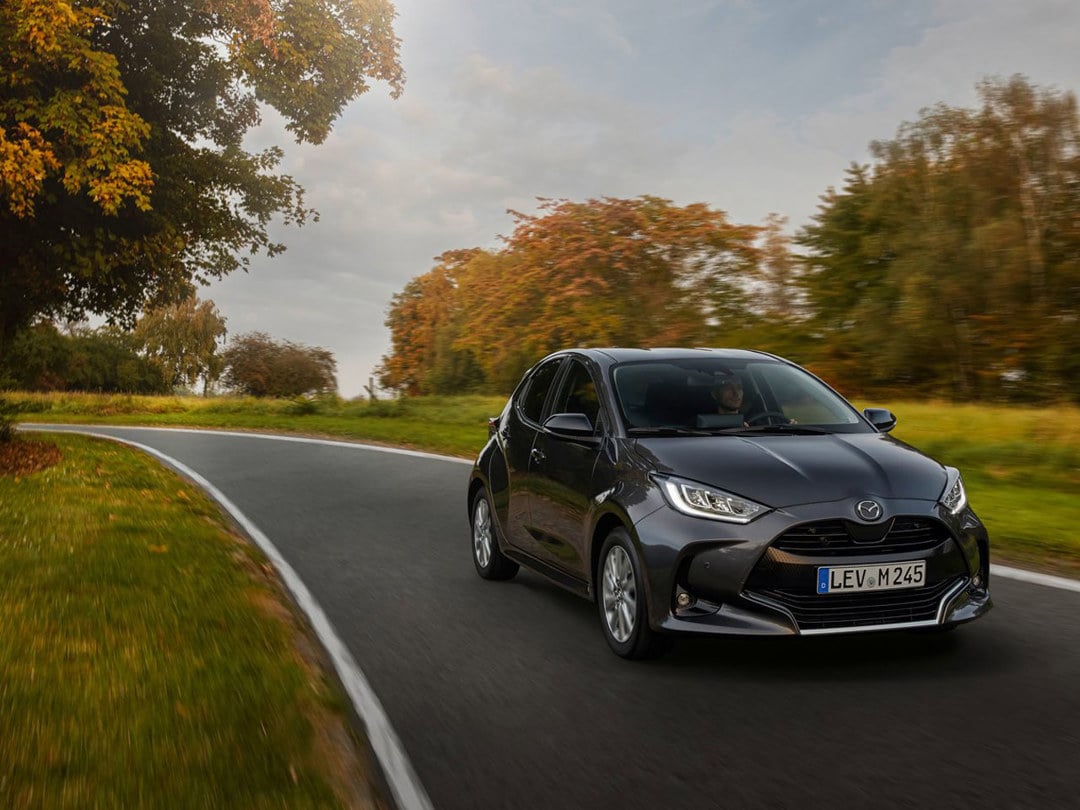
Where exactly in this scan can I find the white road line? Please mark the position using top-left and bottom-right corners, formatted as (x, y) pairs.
(28, 428), (434, 810)
(990, 564), (1080, 593)
(22, 423), (473, 465)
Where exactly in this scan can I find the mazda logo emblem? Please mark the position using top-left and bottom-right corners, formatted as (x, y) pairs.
(855, 499), (883, 521)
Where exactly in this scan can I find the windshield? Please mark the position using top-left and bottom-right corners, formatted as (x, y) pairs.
(611, 358), (870, 435)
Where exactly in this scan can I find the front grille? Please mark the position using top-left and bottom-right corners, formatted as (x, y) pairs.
(772, 517), (950, 557)
(748, 576), (963, 631)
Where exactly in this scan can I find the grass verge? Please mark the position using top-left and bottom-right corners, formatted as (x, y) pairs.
(3, 392), (494, 458)
(0, 433), (385, 809)
(876, 400), (1080, 578)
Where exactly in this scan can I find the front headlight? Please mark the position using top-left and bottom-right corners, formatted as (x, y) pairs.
(940, 469), (967, 514)
(655, 475), (769, 523)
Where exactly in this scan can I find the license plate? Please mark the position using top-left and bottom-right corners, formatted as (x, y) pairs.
(817, 561), (926, 594)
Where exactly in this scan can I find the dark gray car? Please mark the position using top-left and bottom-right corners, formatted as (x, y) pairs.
(467, 348), (992, 659)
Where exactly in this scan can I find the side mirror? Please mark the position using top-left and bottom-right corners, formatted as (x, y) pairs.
(488, 415), (500, 439)
(543, 412), (596, 438)
(863, 407), (897, 433)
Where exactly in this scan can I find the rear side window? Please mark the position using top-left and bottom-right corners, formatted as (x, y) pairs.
(519, 359), (562, 424)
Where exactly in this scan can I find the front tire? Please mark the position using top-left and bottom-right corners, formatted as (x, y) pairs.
(596, 528), (668, 659)
(471, 489), (519, 581)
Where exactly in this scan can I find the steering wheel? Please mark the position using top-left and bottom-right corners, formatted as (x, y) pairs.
(745, 410), (789, 426)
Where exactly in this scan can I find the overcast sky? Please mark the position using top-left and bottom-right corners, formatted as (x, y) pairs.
(207, 0), (1080, 398)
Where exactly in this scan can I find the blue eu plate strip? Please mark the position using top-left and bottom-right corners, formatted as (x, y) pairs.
(817, 568), (830, 593)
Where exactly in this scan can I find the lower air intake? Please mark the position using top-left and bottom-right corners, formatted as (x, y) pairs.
(747, 576), (964, 631)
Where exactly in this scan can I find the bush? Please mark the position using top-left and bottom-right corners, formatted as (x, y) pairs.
(3, 398), (51, 414)
(285, 398), (318, 416)
(222, 332), (337, 397)
(361, 398), (411, 418)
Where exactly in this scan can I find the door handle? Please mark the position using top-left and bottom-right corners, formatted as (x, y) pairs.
(530, 447), (546, 464)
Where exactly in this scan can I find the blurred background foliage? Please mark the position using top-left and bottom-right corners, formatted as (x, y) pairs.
(0, 299), (335, 399)
(377, 76), (1080, 404)
(3, 75), (1078, 408)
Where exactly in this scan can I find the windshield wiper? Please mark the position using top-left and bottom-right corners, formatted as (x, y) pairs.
(627, 426), (712, 437)
(714, 424), (830, 435)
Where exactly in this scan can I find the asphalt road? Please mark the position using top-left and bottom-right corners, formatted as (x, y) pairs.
(29, 426), (1080, 809)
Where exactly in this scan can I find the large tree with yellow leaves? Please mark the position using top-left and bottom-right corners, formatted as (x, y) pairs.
(0, 0), (403, 354)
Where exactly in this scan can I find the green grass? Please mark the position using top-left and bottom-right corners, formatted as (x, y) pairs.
(4, 391), (500, 458)
(0, 433), (379, 809)
(867, 400), (1080, 576)
(7, 391), (1080, 575)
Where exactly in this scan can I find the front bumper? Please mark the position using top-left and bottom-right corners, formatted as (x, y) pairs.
(633, 496), (992, 637)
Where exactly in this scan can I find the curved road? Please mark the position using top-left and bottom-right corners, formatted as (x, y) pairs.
(27, 426), (1080, 809)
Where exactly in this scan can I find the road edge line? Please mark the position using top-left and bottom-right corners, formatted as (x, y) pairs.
(990, 564), (1080, 593)
(41, 428), (435, 810)
(21, 422), (473, 465)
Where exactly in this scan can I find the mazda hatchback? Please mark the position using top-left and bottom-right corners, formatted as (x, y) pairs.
(467, 348), (992, 659)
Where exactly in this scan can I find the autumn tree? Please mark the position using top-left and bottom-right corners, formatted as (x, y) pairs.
(134, 295), (227, 394)
(0, 0), (403, 358)
(758, 214), (801, 320)
(377, 250), (484, 396)
(379, 197), (761, 394)
(466, 197), (759, 391)
(799, 76), (1080, 401)
(222, 331), (336, 397)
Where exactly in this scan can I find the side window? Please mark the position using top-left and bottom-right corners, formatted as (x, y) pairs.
(518, 359), (562, 424)
(551, 360), (602, 431)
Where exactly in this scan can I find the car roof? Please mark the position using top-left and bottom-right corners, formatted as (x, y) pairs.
(546, 347), (781, 367)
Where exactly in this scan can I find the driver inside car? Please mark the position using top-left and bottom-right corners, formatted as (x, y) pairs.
(711, 373), (749, 425)
(711, 373), (796, 426)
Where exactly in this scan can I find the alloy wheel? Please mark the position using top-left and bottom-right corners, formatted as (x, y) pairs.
(601, 545), (637, 643)
(473, 496), (493, 569)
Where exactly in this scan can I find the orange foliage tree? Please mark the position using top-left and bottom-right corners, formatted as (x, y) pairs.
(379, 197), (761, 394)
(378, 250), (483, 396)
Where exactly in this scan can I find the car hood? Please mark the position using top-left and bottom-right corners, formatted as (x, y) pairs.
(632, 432), (948, 508)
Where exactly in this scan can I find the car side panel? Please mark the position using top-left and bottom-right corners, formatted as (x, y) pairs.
(501, 411), (541, 553)
(526, 433), (602, 578)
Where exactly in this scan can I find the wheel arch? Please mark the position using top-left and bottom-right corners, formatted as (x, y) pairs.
(467, 474), (486, 524)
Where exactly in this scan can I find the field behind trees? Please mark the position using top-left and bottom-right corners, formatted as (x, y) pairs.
(8, 391), (1079, 578)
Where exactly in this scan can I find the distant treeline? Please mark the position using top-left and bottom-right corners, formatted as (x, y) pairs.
(1, 301), (336, 398)
(378, 76), (1080, 404)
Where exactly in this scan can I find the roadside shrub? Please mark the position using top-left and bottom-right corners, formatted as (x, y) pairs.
(285, 398), (318, 416)
(223, 332), (337, 397)
(357, 398), (411, 419)
(4, 398), (51, 414)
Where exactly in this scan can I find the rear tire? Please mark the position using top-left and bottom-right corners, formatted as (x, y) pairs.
(471, 489), (519, 581)
(596, 528), (669, 659)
